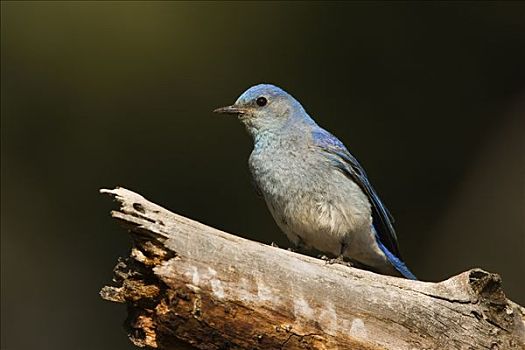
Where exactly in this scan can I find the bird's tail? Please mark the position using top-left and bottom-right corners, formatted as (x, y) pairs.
(376, 239), (417, 280)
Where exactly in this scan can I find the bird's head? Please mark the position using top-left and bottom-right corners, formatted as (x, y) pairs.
(214, 84), (311, 136)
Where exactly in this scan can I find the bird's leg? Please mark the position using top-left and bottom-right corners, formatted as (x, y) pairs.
(339, 241), (347, 256)
(325, 242), (353, 267)
(288, 236), (307, 253)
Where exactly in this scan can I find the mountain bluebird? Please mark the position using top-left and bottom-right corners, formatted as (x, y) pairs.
(214, 84), (416, 279)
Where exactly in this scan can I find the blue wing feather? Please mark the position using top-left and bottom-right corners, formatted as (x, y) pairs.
(311, 129), (402, 259)
(312, 129), (416, 279)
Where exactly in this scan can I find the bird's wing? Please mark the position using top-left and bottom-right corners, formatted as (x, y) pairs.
(311, 129), (402, 259)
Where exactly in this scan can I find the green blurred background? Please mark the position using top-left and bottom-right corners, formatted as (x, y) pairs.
(1, 2), (524, 349)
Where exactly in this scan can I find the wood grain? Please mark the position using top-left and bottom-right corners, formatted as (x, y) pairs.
(100, 187), (525, 350)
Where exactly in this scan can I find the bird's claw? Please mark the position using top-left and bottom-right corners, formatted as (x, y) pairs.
(325, 255), (353, 267)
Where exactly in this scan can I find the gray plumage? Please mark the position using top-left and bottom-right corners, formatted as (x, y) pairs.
(214, 84), (415, 279)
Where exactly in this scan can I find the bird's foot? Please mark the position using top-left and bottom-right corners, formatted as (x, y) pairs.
(270, 242), (279, 248)
(325, 255), (353, 267)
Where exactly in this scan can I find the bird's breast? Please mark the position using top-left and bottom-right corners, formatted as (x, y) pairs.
(249, 145), (312, 199)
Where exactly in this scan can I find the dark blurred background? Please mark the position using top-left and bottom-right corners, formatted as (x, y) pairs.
(1, 2), (524, 349)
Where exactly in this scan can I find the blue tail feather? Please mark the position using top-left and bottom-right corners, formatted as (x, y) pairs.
(375, 237), (417, 280)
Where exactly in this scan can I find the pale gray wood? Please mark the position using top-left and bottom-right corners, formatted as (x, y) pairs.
(100, 187), (525, 350)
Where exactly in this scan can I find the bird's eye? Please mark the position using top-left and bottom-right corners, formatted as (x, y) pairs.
(256, 97), (267, 107)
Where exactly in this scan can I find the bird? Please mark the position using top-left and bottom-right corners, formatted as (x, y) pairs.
(214, 84), (416, 279)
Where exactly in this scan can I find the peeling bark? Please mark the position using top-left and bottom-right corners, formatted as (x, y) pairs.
(100, 187), (525, 350)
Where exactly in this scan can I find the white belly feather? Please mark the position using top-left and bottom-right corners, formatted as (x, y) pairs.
(250, 148), (388, 268)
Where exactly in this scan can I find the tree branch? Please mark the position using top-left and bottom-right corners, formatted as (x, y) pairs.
(100, 187), (525, 350)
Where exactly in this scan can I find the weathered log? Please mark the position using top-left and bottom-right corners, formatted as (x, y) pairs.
(100, 187), (525, 350)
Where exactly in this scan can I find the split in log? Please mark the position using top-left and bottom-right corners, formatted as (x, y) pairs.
(100, 187), (525, 350)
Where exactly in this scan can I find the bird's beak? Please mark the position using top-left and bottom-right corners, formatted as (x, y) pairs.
(213, 105), (248, 115)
